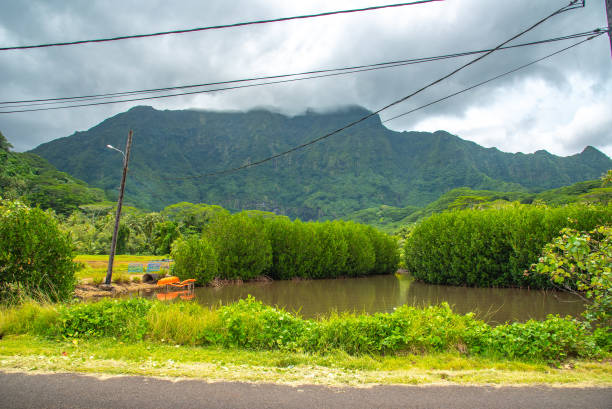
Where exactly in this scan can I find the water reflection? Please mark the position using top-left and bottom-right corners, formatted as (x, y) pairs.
(184, 274), (583, 324)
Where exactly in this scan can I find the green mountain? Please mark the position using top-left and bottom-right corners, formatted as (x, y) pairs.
(30, 105), (611, 220)
(0, 131), (107, 214)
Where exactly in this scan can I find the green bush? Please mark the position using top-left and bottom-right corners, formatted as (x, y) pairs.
(205, 212), (272, 279)
(265, 218), (398, 280)
(364, 225), (400, 274)
(153, 220), (180, 255)
(55, 298), (152, 340)
(217, 296), (306, 350)
(338, 221), (375, 277)
(303, 303), (485, 355)
(0, 199), (77, 302)
(311, 221), (348, 278)
(532, 226), (611, 327)
(171, 235), (218, 285)
(481, 316), (596, 362)
(404, 204), (611, 288)
(265, 217), (317, 280)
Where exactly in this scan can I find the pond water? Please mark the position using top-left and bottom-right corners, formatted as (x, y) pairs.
(144, 274), (584, 324)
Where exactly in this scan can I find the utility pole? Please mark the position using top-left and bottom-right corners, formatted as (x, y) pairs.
(606, 0), (612, 57)
(104, 130), (133, 286)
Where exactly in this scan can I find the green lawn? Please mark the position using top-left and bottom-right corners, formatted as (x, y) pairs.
(1, 335), (610, 386)
(74, 255), (170, 282)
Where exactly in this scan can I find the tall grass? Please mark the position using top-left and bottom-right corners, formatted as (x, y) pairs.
(0, 301), (58, 338)
(146, 302), (221, 345)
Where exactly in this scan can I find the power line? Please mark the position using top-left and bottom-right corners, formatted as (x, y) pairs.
(382, 32), (605, 123)
(164, 0), (584, 181)
(0, 29), (602, 110)
(0, 1), (443, 52)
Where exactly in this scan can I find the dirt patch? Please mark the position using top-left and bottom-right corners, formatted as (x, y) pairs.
(74, 282), (157, 299)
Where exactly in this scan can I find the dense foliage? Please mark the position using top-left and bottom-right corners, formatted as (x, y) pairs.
(57, 298), (151, 340)
(403, 204), (612, 288)
(0, 132), (107, 215)
(171, 236), (218, 285)
(62, 202), (233, 256)
(204, 212), (273, 280)
(0, 199), (76, 302)
(30, 106), (611, 220)
(63, 205), (163, 255)
(172, 212), (399, 283)
(3, 297), (605, 363)
(533, 226), (611, 327)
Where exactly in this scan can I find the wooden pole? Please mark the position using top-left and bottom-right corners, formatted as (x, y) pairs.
(606, 0), (612, 58)
(104, 130), (133, 286)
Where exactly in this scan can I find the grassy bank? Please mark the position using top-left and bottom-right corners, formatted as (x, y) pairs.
(2, 298), (609, 361)
(1, 298), (610, 385)
(74, 255), (166, 282)
(1, 335), (610, 386)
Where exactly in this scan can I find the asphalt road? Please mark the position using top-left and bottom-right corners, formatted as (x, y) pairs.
(0, 371), (611, 409)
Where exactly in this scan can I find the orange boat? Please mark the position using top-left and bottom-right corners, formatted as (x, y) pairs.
(156, 277), (196, 300)
(157, 276), (180, 286)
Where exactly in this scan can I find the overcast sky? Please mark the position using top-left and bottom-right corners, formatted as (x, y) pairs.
(1, 0), (611, 157)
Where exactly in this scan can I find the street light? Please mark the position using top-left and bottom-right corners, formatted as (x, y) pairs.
(103, 131), (133, 287)
(106, 144), (125, 159)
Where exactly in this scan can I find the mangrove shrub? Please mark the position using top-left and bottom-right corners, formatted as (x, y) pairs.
(171, 235), (218, 285)
(403, 203), (611, 288)
(205, 212), (272, 279)
(168, 211), (398, 283)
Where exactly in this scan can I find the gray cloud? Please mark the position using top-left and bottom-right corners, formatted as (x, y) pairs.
(1, 0), (611, 157)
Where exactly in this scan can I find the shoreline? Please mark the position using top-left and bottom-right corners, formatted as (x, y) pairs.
(74, 274), (276, 299)
(74, 282), (157, 299)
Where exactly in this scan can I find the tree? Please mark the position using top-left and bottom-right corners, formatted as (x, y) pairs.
(602, 170), (612, 186)
(153, 220), (181, 255)
(338, 221), (375, 277)
(171, 236), (218, 285)
(162, 202), (229, 234)
(0, 131), (12, 152)
(0, 198), (76, 302)
(204, 212), (272, 279)
(532, 226), (611, 327)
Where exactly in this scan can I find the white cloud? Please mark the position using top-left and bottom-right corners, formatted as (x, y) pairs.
(1, 0), (611, 159)
(411, 73), (612, 157)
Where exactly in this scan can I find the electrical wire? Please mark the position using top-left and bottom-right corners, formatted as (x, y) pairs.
(161, 0), (584, 180)
(0, 1), (443, 51)
(382, 32), (605, 123)
(163, 0), (585, 181)
(0, 28), (602, 110)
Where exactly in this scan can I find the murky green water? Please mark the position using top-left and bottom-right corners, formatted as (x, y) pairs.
(150, 274), (584, 324)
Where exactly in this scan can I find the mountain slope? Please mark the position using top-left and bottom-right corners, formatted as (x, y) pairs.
(31, 106), (611, 219)
(1, 131), (107, 214)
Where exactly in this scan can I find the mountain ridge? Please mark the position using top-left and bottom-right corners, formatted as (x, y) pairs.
(31, 105), (611, 219)
(0, 131), (107, 214)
